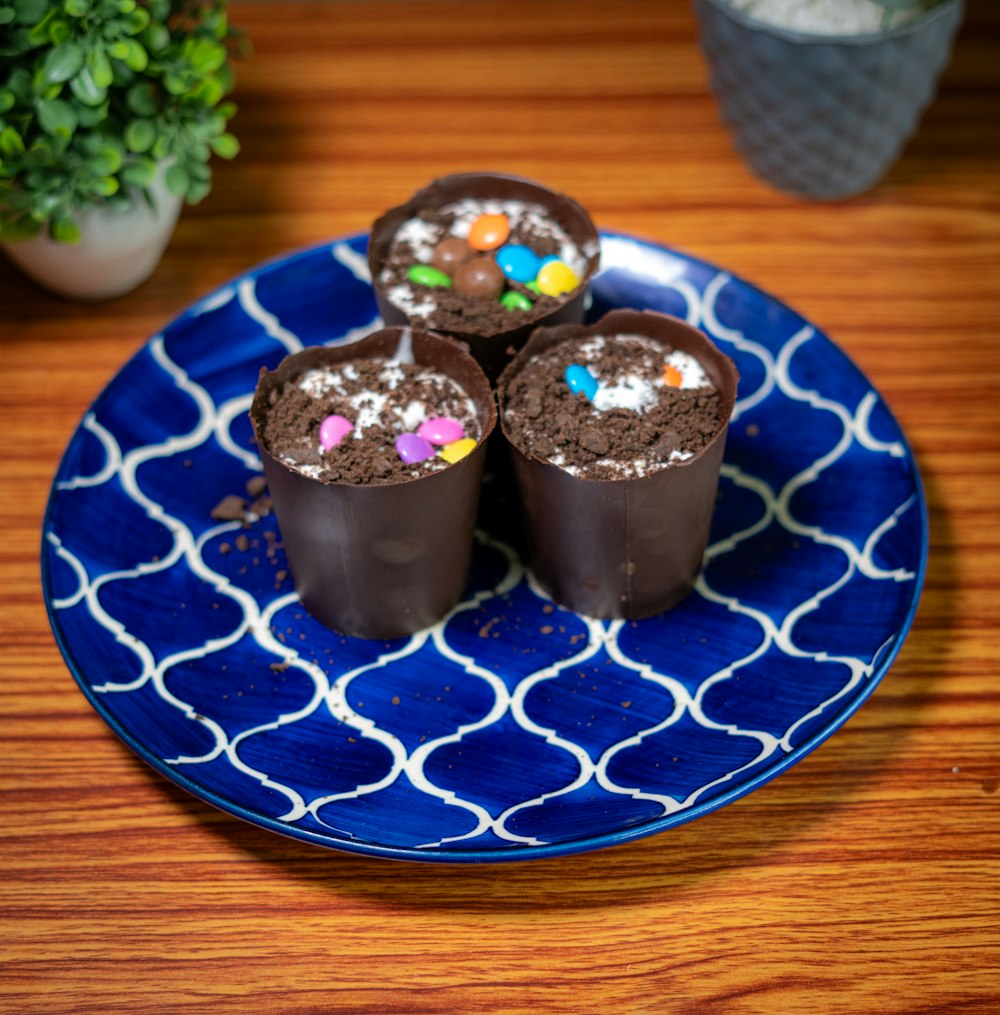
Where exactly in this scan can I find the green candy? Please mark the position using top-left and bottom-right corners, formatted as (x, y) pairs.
(500, 290), (532, 312)
(407, 264), (452, 288)
(525, 280), (541, 295)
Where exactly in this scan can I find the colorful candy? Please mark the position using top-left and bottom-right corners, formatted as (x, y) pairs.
(440, 437), (477, 464)
(418, 416), (465, 446)
(467, 213), (510, 251)
(662, 364), (683, 388)
(395, 432), (436, 464)
(500, 290), (532, 312)
(431, 236), (474, 275)
(565, 363), (598, 401)
(406, 212), (584, 312)
(496, 243), (541, 284)
(454, 257), (505, 299)
(537, 260), (579, 297)
(319, 414), (353, 450)
(408, 264), (452, 288)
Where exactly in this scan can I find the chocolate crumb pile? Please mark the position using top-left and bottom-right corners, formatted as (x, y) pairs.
(380, 202), (576, 337)
(258, 357), (480, 486)
(211, 474), (273, 525)
(503, 334), (726, 480)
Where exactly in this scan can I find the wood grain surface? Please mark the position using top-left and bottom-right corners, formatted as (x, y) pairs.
(2, 1), (998, 1012)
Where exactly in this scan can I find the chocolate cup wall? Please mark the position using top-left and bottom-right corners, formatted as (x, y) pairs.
(250, 329), (496, 639)
(369, 172), (601, 381)
(497, 310), (739, 620)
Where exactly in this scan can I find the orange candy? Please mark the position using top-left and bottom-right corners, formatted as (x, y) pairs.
(662, 364), (683, 388)
(467, 213), (510, 251)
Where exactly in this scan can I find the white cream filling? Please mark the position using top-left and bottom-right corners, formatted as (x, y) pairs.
(724, 0), (932, 35)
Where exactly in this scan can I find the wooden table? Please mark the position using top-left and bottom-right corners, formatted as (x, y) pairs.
(3, 2), (998, 1011)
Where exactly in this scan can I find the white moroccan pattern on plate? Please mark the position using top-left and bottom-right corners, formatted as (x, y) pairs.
(41, 232), (926, 862)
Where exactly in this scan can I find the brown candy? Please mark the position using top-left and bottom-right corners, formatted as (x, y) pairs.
(430, 236), (474, 276)
(453, 256), (505, 299)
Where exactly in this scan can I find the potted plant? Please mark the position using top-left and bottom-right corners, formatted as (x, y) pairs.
(692, 0), (964, 200)
(0, 0), (241, 299)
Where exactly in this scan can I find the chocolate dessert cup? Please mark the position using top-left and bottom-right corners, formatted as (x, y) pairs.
(250, 328), (496, 639)
(498, 310), (738, 619)
(368, 172), (601, 380)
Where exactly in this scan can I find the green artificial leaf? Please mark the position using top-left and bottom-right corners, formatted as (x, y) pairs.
(1, 213), (43, 242)
(123, 8), (148, 35)
(0, 89), (15, 115)
(63, 0), (89, 17)
(186, 160), (210, 181)
(50, 215), (81, 243)
(27, 137), (53, 160)
(117, 0), (135, 12)
(217, 63), (234, 95)
(123, 117), (154, 152)
(0, 125), (25, 157)
(0, 8), (16, 26)
(70, 65), (105, 106)
(42, 42), (85, 83)
(120, 156), (155, 188)
(191, 75), (223, 107)
(36, 98), (77, 139)
(32, 191), (63, 218)
(125, 81), (156, 116)
(186, 178), (211, 204)
(15, 0), (48, 22)
(76, 98), (108, 126)
(210, 132), (239, 159)
(184, 38), (227, 75)
(107, 40), (129, 60)
(164, 162), (188, 196)
(86, 46), (113, 89)
(91, 143), (122, 175)
(90, 175), (118, 197)
(123, 37), (147, 72)
(163, 71), (187, 95)
(142, 22), (169, 53)
(150, 133), (169, 160)
(27, 9), (57, 44)
(48, 17), (71, 46)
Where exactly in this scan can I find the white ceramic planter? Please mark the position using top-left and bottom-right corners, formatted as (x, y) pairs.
(2, 166), (183, 301)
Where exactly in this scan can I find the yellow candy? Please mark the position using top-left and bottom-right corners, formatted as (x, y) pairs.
(440, 437), (477, 464)
(536, 260), (579, 297)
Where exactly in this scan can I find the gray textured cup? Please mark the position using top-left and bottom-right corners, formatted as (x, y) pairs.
(692, 0), (964, 200)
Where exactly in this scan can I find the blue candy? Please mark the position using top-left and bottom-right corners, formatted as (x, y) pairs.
(495, 244), (541, 284)
(565, 363), (599, 401)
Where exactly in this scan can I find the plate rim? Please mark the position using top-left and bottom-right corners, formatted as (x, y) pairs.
(40, 229), (929, 863)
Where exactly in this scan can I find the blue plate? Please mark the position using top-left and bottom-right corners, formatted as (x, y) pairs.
(41, 232), (926, 863)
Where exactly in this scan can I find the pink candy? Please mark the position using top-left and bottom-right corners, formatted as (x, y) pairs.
(319, 414), (353, 450)
(417, 416), (465, 446)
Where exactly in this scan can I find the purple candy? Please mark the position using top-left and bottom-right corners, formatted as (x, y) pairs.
(417, 416), (465, 446)
(395, 432), (436, 464)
